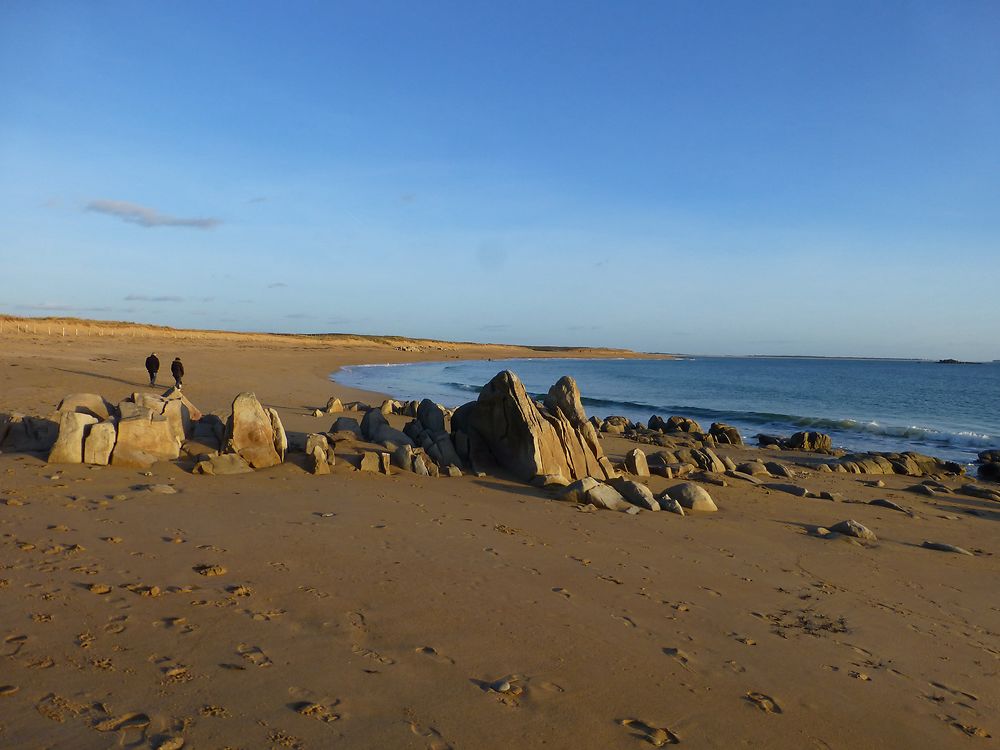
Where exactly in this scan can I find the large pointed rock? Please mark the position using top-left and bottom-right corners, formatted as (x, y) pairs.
(224, 393), (282, 469)
(544, 376), (588, 427)
(466, 370), (613, 482)
(48, 412), (99, 464)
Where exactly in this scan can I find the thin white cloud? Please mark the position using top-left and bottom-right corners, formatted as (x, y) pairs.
(124, 294), (184, 303)
(86, 199), (220, 229)
(267, 282), (287, 289)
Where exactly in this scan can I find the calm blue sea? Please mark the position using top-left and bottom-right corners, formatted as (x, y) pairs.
(334, 357), (1000, 466)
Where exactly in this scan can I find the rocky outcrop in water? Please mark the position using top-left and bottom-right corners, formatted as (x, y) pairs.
(819, 451), (963, 477)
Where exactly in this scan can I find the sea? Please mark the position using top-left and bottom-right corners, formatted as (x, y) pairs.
(334, 357), (999, 468)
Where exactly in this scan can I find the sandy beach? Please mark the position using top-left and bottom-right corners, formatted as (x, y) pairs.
(1, 319), (997, 749)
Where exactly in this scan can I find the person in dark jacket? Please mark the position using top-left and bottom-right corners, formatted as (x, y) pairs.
(145, 352), (159, 386)
(171, 357), (184, 389)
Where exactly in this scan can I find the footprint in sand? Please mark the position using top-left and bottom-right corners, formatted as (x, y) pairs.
(409, 718), (454, 750)
(193, 564), (227, 577)
(237, 643), (273, 668)
(351, 644), (396, 665)
(929, 681), (978, 702)
(612, 614), (637, 628)
(200, 704), (231, 718)
(3, 634), (28, 657)
(158, 661), (193, 684)
(94, 711), (151, 732)
(294, 701), (341, 723)
(745, 691), (782, 714)
(618, 718), (680, 746)
(944, 716), (991, 738)
(249, 609), (287, 622)
(552, 587), (572, 598)
(662, 647), (692, 669)
(104, 615), (128, 634)
(415, 646), (456, 665)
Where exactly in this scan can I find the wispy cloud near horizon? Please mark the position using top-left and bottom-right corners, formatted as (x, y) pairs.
(86, 199), (220, 229)
(124, 294), (184, 302)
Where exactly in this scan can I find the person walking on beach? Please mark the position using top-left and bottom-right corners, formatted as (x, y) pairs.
(145, 352), (159, 386)
(171, 357), (184, 390)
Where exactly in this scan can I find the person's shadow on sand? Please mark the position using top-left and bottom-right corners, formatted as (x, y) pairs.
(54, 367), (148, 389)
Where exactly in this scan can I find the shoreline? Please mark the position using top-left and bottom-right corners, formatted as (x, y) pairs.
(330, 357), (992, 468)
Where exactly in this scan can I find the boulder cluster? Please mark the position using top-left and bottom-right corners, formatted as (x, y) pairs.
(594, 414), (743, 448)
(815, 451), (964, 478)
(756, 431), (834, 453)
(43, 390), (198, 469)
(298, 396), (464, 477)
(16, 366), (986, 521)
(29, 389), (287, 475)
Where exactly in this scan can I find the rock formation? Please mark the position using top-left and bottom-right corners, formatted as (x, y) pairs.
(453, 370), (615, 483)
(709, 422), (743, 446)
(223, 392), (284, 469)
(112, 411), (180, 467)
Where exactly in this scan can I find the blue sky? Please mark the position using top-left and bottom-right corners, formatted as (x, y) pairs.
(1, 1), (998, 358)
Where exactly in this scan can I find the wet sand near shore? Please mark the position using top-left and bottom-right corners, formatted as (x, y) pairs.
(1, 322), (997, 748)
